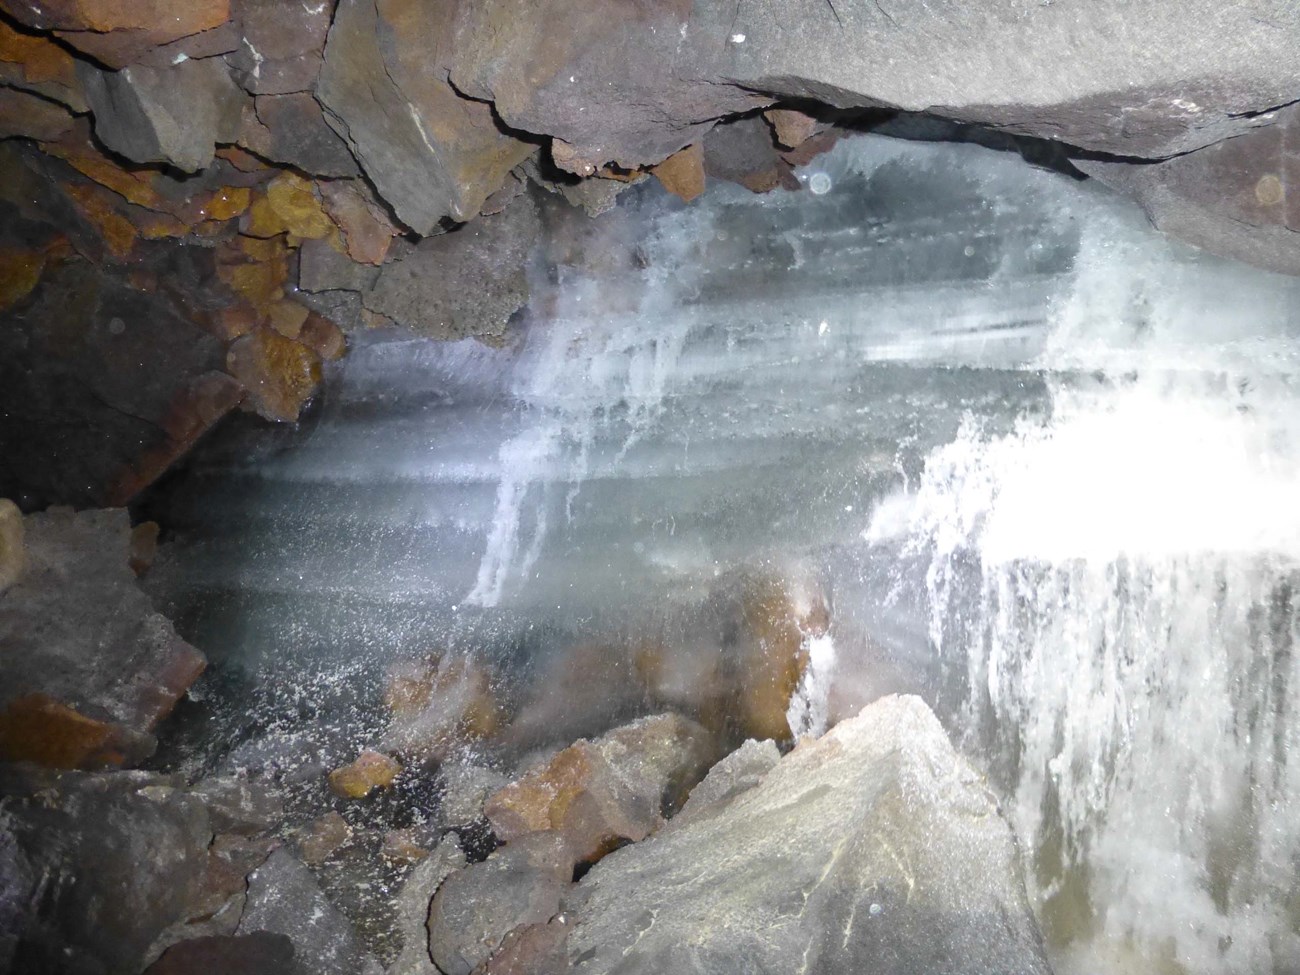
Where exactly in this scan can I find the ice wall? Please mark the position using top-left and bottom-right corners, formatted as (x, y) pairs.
(148, 132), (1300, 973)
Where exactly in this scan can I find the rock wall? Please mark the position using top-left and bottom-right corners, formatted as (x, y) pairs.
(0, 0), (1297, 505)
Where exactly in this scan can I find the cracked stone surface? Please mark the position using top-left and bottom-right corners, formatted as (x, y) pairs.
(561, 695), (1050, 975)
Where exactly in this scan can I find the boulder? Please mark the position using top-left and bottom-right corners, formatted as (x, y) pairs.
(387, 834), (464, 975)
(188, 775), (284, 835)
(670, 736), (780, 828)
(449, 0), (1300, 171)
(225, 326), (322, 423)
(238, 93), (361, 178)
(316, 0), (535, 234)
(238, 848), (384, 975)
(226, 0), (333, 95)
(484, 713), (720, 867)
(362, 195), (540, 341)
(562, 696), (1051, 975)
(427, 831), (572, 975)
(1079, 103), (1300, 275)
(1, 768), (217, 975)
(78, 57), (245, 173)
(0, 507), (207, 768)
(437, 762), (509, 826)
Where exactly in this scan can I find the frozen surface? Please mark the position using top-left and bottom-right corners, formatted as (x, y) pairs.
(147, 133), (1300, 973)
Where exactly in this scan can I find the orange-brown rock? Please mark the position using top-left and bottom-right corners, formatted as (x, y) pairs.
(0, 498), (23, 592)
(0, 692), (140, 768)
(382, 654), (502, 760)
(266, 298), (309, 339)
(484, 713), (719, 866)
(0, 0), (231, 69)
(298, 312), (347, 360)
(318, 179), (398, 266)
(225, 327), (322, 423)
(295, 810), (352, 865)
(731, 572), (829, 741)
(652, 144), (706, 202)
(242, 173), (335, 241)
(0, 18), (81, 98)
(328, 749), (402, 799)
(61, 181), (137, 260)
(764, 107), (821, 149)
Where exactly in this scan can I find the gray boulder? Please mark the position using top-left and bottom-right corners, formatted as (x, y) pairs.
(448, 0), (1300, 166)
(78, 57), (244, 173)
(563, 695), (1051, 975)
(387, 835), (465, 975)
(239, 848), (384, 975)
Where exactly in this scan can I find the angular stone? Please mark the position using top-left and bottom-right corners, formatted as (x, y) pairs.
(225, 0), (332, 95)
(475, 920), (569, 975)
(0, 0), (231, 69)
(0, 692), (147, 768)
(381, 828), (429, 865)
(2, 769), (216, 975)
(670, 737), (781, 828)
(1079, 103), (1300, 275)
(651, 143), (705, 202)
(388, 834), (464, 975)
(0, 18), (86, 112)
(382, 655), (502, 761)
(239, 94), (360, 178)
(318, 179), (398, 265)
(437, 762), (509, 827)
(189, 776), (284, 836)
(0, 497), (23, 592)
(0, 507), (207, 766)
(427, 831), (572, 975)
(143, 932), (299, 975)
(0, 86), (74, 141)
(703, 114), (789, 194)
(295, 811), (352, 866)
(565, 696), (1051, 975)
(225, 327), (322, 423)
(448, 0), (1300, 168)
(316, 0), (534, 233)
(298, 312), (347, 360)
(78, 57), (244, 173)
(238, 848), (384, 975)
(765, 106), (820, 149)
(364, 195), (539, 341)
(328, 749), (402, 799)
(484, 713), (719, 867)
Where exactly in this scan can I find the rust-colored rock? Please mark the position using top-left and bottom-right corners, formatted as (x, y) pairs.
(0, 17), (84, 109)
(484, 713), (719, 866)
(651, 143), (706, 202)
(242, 173), (336, 241)
(477, 920), (570, 975)
(318, 179), (398, 266)
(61, 181), (137, 260)
(225, 327), (322, 423)
(382, 654), (502, 760)
(266, 298), (309, 339)
(732, 572), (829, 741)
(328, 749), (402, 799)
(0, 692), (140, 768)
(764, 107), (820, 149)
(298, 312), (347, 360)
(295, 810), (352, 865)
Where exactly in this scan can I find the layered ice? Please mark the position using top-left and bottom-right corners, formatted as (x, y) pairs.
(147, 132), (1300, 973)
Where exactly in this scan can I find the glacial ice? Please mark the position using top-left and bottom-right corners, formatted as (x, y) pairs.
(148, 131), (1300, 974)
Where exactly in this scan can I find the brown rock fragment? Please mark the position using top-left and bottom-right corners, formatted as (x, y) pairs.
(295, 810), (352, 865)
(381, 828), (429, 865)
(328, 749), (402, 799)
(318, 179), (398, 266)
(382, 655), (502, 760)
(0, 692), (142, 768)
(764, 107), (821, 149)
(0, 246), (45, 311)
(475, 920), (570, 975)
(225, 328), (322, 423)
(297, 312), (346, 360)
(651, 143), (706, 202)
(485, 713), (720, 866)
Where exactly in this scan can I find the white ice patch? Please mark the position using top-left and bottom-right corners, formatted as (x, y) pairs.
(786, 631), (837, 739)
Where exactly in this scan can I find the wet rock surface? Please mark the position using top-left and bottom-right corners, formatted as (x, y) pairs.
(0, 507), (206, 767)
(562, 696), (1051, 975)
